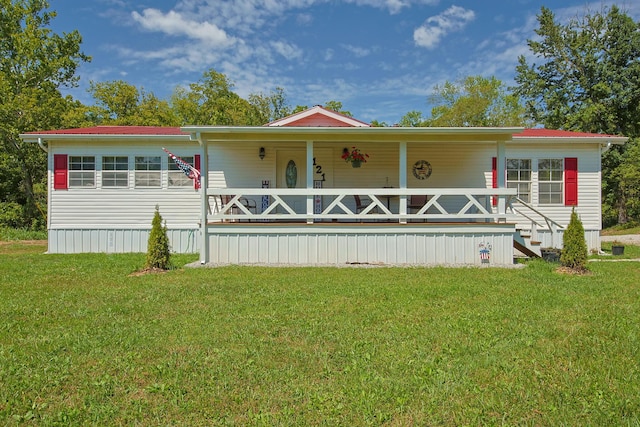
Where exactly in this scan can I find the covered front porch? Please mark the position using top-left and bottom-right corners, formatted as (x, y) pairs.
(203, 187), (517, 265)
(183, 119), (522, 266)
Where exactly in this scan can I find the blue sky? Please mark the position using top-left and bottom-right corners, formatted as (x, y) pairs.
(51, 0), (640, 125)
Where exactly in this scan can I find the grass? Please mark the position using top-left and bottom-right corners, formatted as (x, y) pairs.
(0, 227), (47, 241)
(602, 222), (640, 236)
(1, 242), (640, 425)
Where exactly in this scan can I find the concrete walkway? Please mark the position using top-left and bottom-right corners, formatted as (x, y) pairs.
(600, 234), (640, 245)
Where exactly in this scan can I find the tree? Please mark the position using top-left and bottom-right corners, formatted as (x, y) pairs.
(88, 80), (178, 126)
(398, 110), (425, 127)
(247, 86), (291, 124)
(560, 208), (588, 271)
(514, 5), (640, 224)
(170, 69), (263, 126)
(145, 205), (171, 270)
(423, 76), (528, 127)
(0, 0), (90, 228)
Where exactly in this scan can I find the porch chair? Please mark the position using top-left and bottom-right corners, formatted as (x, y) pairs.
(408, 194), (428, 222)
(353, 195), (378, 221)
(218, 194), (257, 220)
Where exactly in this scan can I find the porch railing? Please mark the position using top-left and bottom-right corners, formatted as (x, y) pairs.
(206, 188), (517, 224)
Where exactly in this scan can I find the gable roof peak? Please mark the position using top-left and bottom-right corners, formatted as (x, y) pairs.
(266, 105), (370, 127)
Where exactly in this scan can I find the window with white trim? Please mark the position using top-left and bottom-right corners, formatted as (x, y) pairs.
(168, 155), (194, 187)
(102, 156), (128, 188)
(135, 156), (161, 187)
(68, 156), (95, 187)
(506, 159), (531, 203)
(538, 158), (563, 204)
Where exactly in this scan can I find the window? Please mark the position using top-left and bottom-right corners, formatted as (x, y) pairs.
(168, 155), (194, 187)
(506, 159), (531, 203)
(102, 156), (128, 187)
(538, 159), (563, 204)
(135, 156), (161, 187)
(68, 156), (95, 187)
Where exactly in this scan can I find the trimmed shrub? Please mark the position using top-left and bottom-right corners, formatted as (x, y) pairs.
(145, 205), (171, 270)
(560, 208), (588, 270)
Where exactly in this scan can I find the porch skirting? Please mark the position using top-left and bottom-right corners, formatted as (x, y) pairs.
(206, 223), (517, 266)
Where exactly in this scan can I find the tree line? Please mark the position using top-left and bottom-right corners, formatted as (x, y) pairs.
(1, 1), (639, 229)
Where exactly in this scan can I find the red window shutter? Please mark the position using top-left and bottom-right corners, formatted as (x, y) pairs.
(53, 154), (68, 190)
(492, 157), (497, 206)
(565, 157), (578, 206)
(194, 154), (201, 189)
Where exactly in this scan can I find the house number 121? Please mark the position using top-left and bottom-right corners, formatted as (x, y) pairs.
(313, 157), (326, 181)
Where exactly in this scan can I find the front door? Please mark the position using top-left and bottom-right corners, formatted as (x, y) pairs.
(276, 150), (306, 213)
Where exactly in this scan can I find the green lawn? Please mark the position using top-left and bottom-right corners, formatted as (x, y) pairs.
(1, 243), (640, 425)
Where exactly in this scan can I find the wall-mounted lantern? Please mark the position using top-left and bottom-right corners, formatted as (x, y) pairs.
(259, 147), (266, 160)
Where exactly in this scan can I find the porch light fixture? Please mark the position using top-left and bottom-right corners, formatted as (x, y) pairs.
(259, 147), (265, 160)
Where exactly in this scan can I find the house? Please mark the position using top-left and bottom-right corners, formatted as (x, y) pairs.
(20, 106), (627, 266)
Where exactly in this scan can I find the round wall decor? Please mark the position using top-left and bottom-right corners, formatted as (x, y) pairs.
(412, 160), (432, 180)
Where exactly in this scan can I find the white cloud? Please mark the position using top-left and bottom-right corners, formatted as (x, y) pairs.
(131, 8), (235, 47)
(270, 41), (304, 60)
(414, 5), (476, 49)
(341, 44), (372, 58)
(345, 0), (439, 14)
(324, 48), (334, 61)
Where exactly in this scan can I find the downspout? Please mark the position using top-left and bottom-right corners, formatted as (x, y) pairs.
(38, 138), (51, 236)
(37, 137), (48, 153)
(598, 141), (612, 254)
(191, 131), (209, 265)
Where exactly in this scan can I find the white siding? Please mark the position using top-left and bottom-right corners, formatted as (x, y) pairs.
(503, 143), (602, 232)
(49, 140), (201, 230)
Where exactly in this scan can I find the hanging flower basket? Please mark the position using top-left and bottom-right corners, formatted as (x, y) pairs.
(342, 147), (369, 167)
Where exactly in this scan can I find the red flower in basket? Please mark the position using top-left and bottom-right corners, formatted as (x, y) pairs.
(341, 147), (369, 164)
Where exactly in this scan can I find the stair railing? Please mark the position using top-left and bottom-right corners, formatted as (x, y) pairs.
(507, 196), (564, 248)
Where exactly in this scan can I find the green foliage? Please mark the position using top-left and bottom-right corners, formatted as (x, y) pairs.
(514, 5), (640, 224)
(0, 226), (47, 240)
(422, 76), (529, 127)
(145, 206), (171, 270)
(0, 202), (25, 228)
(398, 110), (424, 127)
(87, 80), (179, 126)
(170, 69), (264, 125)
(0, 0), (90, 230)
(560, 208), (588, 270)
(247, 86), (291, 123)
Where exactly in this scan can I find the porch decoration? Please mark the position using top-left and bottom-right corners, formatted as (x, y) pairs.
(412, 160), (432, 180)
(342, 147), (369, 168)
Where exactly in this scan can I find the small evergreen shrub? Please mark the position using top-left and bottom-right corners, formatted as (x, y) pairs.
(145, 205), (171, 270)
(560, 208), (588, 270)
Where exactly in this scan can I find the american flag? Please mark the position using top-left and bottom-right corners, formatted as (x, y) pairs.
(163, 148), (200, 184)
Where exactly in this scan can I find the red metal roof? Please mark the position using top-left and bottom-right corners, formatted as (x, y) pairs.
(514, 128), (621, 138)
(23, 125), (624, 139)
(23, 126), (186, 135)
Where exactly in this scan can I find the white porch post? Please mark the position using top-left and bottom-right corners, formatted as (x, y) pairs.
(197, 133), (209, 264)
(496, 139), (506, 218)
(306, 140), (314, 224)
(399, 141), (407, 224)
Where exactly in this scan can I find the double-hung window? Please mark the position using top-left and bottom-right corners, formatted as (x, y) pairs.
(538, 159), (563, 204)
(168, 155), (194, 187)
(135, 156), (161, 187)
(68, 156), (95, 187)
(506, 159), (531, 203)
(102, 156), (128, 188)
